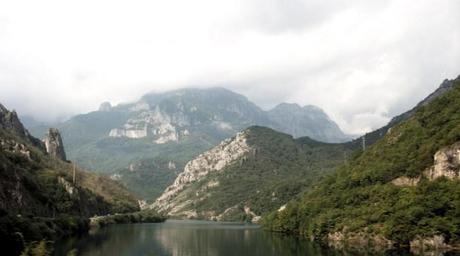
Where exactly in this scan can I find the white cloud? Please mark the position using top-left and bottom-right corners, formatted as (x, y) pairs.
(0, 0), (459, 134)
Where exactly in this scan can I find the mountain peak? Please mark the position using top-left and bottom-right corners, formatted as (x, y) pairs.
(44, 128), (67, 161)
(99, 102), (112, 111)
(268, 102), (347, 142)
(271, 103), (302, 111)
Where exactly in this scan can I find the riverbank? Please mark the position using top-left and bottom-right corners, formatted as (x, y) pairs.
(89, 210), (167, 228)
(2, 210), (166, 255)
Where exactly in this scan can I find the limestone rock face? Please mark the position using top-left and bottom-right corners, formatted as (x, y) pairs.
(152, 131), (251, 214)
(424, 142), (460, 180)
(44, 128), (67, 161)
(391, 141), (460, 187)
(108, 105), (189, 143)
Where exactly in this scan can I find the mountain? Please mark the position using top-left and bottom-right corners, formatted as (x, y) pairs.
(268, 103), (349, 142)
(0, 103), (139, 254)
(262, 76), (460, 250)
(152, 126), (352, 221)
(26, 87), (347, 200)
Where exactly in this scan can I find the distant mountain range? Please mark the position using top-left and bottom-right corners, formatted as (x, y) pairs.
(5, 74), (460, 252)
(26, 87), (349, 200)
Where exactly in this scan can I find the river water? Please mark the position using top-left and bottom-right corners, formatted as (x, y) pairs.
(53, 220), (422, 256)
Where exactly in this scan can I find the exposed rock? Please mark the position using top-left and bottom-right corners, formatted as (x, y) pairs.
(214, 205), (241, 221)
(391, 141), (460, 187)
(98, 102), (112, 111)
(277, 204), (287, 212)
(152, 131), (251, 214)
(0, 103), (45, 150)
(110, 174), (122, 181)
(0, 139), (31, 159)
(244, 205), (261, 223)
(109, 127), (148, 138)
(391, 176), (420, 187)
(410, 235), (449, 251)
(327, 230), (393, 250)
(423, 142), (460, 180)
(138, 200), (148, 210)
(168, 161), (176, 170)
(58, 177), (76, 195)
(0, 104), (28, 136)
(44, 128), (67, 161)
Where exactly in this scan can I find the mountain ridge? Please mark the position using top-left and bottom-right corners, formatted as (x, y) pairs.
(26, 87), (347, 201)
(262, 76), (460, 250)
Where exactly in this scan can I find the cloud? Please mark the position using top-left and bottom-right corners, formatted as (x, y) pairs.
(0, 0), (459, 135)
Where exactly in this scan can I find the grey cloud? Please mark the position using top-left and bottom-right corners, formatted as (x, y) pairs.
(0, 0), (459, 135)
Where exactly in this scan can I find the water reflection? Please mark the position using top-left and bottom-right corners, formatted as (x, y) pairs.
(53, 220), (457, 256)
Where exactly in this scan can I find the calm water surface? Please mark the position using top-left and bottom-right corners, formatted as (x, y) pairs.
(54, 220), (419, 256)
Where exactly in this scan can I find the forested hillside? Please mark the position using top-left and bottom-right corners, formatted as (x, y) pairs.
(263, 77), (460, 250)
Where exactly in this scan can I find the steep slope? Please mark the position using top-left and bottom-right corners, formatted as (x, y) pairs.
(268, 103), (348, 142)
(152, 126), (351, 221)
(0, 103), (139, 254)
(263, 77), (460, 250)
(111, 157), (183, 201)
(27, 87), (345, 200)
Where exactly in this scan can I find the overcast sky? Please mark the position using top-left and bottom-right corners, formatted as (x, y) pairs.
(0, 0), (459, 135)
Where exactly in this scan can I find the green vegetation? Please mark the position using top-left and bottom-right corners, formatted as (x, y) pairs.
(115, 157), (183, 200)
(27, 88), (348, 201)
(262, 78), (460, 247)
(168, 126), (352, 220)
(90, 210), (166, 228)
(0, 114), (141, 254)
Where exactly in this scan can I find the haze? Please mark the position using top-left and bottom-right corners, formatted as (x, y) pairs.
(0, 0), (459, 135)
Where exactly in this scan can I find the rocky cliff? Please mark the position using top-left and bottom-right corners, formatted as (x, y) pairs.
(0, 103), (45, 150)
(152, 130), (252, 215)
(151, 126), (351, 221)
(0, 102), (139, 216)
(26, 87), (348, 201)
(44, 128), (67, 161)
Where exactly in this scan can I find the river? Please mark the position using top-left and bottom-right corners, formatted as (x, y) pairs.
(53, 220), (418, 256)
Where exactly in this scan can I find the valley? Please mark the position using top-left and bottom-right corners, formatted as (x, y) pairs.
(2, 76), (459, 255)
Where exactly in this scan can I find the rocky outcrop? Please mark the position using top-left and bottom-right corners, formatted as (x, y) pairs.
(0, 103), (45, 150)
(104, 87), (347, 144)
(44, 128), (67, 161)
(0, 139), (31, 159)
(327, 230), (394, 250)
(108, 104), (189, 143)
(409, 234), (460, 255)
(391, 142), (460, 187)
(423, 142), (460, 180)
(152, 131), (251, 214)
(58, 177), (76, 195)
(410, 235), (448, 251)
(391, 176), (420, 187)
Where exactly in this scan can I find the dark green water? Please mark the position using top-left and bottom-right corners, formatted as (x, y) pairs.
(53, 220), (416, 256)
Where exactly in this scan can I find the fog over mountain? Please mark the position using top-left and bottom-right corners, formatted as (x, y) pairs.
(0, 0), (459, 135)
